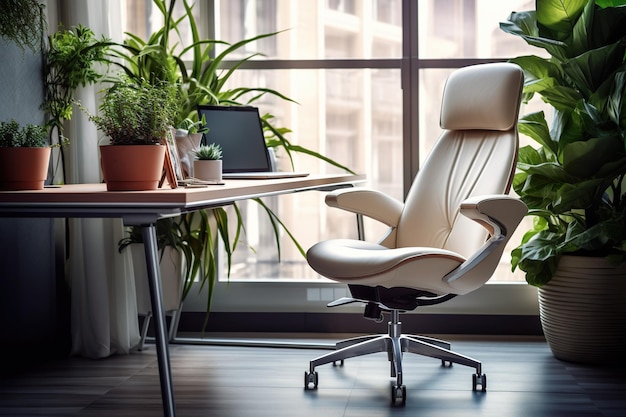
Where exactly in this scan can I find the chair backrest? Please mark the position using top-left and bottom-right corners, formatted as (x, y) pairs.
(395, 63), (523, 259)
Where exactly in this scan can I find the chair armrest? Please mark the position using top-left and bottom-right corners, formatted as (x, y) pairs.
(326, 188), (404, 228)
(443, 195), (527, 294)
(459, 194), (527, 238)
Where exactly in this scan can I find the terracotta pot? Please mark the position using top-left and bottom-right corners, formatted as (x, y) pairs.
(100, 144), (165, 191)
(0, 147), (50, 191)
(538, 255), (626, 364)
(193, 159), (222, 181)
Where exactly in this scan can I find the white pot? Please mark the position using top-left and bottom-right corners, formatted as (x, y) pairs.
(193, 159), (222, 181)
(538, 255), (626, 364)
(175, 133), (203, 179)
(130, 245), (184, 314)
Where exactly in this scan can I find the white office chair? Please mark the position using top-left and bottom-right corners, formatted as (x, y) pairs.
(304, 63), (527, 406)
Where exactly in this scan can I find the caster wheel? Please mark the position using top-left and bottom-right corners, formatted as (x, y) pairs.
(441, 360), (453, 367)
(332, 360), (344, 366)
(390, 384), (406, 407)
(304, 371), (318, 390)
(472, 373), (486, 392)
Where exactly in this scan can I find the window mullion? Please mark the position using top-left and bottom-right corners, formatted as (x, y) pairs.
(402, 0), (419, 198)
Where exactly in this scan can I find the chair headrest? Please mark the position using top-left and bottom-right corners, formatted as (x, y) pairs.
(440, 63), (523, 131)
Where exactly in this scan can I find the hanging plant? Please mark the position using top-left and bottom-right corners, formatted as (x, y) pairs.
(0, 0), (47, 54)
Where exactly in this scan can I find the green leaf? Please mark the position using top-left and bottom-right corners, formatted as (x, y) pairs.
(500, 10), (538, 38)
(518, 161), (572, 185)
(501, 11), (569, 59)
(518, 257), (559, 286)
(509, 56), (560, 96)
(596, 0), (626, 8)
(520, 231), (559, 259)
(607, 71), (626, 126)
(553, 178), (606, 211)
(514, 229), (563, 286)
(540, 85), (583, 112)
(562, 136), (624, 177)
(518, 111), (559, 156)
(588, 3), (626, 51)
(536, 0), (586, 40)
(560, 215), (626, 252)
(252, 198), (306, 259)
(563, 42), (626, 98)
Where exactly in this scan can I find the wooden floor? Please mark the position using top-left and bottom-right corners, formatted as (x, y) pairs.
(0, 334), (624, 417)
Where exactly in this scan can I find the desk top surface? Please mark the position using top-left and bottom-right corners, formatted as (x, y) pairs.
(0, 174), (365, 210)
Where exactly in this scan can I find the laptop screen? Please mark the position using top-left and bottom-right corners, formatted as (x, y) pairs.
(197, 105), (272, 173)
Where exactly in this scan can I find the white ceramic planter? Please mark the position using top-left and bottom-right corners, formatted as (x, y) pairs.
(130, 245), (184, 314)
(193, 159), (222, 181)
(174, 132), (202, 179)
(538, 255), (626, 364)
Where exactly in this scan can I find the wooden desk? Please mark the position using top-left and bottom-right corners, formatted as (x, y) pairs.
(0, 174), (365, 417)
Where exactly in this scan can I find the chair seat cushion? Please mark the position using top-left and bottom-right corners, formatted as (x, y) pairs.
(306, 239), (467, 294)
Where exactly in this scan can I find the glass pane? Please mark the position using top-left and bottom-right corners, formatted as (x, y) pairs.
(120, 0), (203, 59)
(216, 0), (402, 59)
(419, 0), (541, 59)
(219, 68), (402, 281)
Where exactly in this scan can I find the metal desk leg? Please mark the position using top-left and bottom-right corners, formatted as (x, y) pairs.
(142, 224), (176, 417)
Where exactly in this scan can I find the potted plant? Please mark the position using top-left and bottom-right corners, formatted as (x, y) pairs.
(42, 24), (112, 182)
(112, 0), (355, 332)
(80, 74), (178, 191)
(192, 143), (223, 182)
(109, 0), (291, 323)
(500, 0), (626, 363)
(0, 119), (50, 190)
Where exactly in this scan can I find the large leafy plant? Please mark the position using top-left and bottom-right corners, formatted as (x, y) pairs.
(113, 0), (347, 171)
(113, 0), (354, 327)
(500, 0), (626, 287)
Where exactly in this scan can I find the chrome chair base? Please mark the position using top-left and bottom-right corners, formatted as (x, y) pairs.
(304, 310), (486, 406)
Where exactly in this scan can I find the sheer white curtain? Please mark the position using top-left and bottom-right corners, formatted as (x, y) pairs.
(57, 0), (141, 358)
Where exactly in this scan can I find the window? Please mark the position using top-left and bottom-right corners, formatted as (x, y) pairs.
(121, 0), (546, 315)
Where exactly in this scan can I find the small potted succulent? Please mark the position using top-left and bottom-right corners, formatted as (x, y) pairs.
(192, 143), (223, 182)
(0, 119), (50, 190)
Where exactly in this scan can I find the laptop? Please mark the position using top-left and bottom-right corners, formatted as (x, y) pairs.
(197, 105), (309, 179)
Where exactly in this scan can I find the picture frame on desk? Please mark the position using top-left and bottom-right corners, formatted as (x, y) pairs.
(161, 130), (183, 189)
